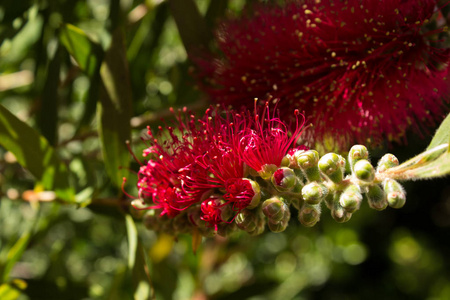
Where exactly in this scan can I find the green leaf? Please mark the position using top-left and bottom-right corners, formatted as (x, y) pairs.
(59, 24), (103, 131)
(382, 144), (450, 180)
(98, 29), (132, 188)
(0, 105), (75, 202)
(59, 23), (103, 77)
(36, 43), (62, 146)
(426, 113), (450, 151)
(1, 231), (31, 282)
(405, 151), (450, 178)
(168, 0), (211, 55)
(125, 215), (138, 270)
(0, 280), (27, 300)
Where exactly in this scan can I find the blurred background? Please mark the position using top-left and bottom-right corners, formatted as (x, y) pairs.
(0, 0), (450, 299)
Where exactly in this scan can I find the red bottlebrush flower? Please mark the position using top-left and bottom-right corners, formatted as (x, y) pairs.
(200, 197), (226, 229)
(196, 0), (450, 148)
(237, 101), (305, 176)
(224, 178), (261, 210)
(132, 102), (305, 230)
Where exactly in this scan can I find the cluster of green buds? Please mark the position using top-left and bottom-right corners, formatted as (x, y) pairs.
(141, 145), (406, 237)
(291, 145), (405, 226)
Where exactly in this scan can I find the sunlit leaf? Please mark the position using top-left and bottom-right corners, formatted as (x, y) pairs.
(59, 23), (103, 77)
(125, 214), (138, 269)
(0, 105), (75, 202)
(1, 230), (31, 282)
(98, 29), (132, 188)
(0, 279), (27, 300)
(59, 23), (103, 131)
(132, 243), (154, 300)
(426, 113), (450, 151)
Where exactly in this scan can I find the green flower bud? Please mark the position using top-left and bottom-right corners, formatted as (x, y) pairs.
(199, 226), (217, 238)
(339, 184), (362, 213)
(271, 167), (297, 192)
(290, 196), (302, 210)
(245, 179), (262, 209)
(217, 222), (237, 238)
(296, 150), (321, 181)
(302, 182), (328, 205)
(173, 213), (191, 233)
(258, 164), (278, 180)
(249, 217), (266, 236)
(366, 184), (388, 211)
(331, 202), (352, 223)
(318, 153), (346, 183)
(235, 209), (258, 233)
(349, 145), (369, 171)
(262, 197), (288, 223)
(376, 154), (399, 173)
(268, 209), (290, 233)
(353, 159), (375, 182)
(298, 203), (321, 227)
(281, 156), (290, 167)
(268, 219), (288, 233)
(324, 192), (334, 210)
(383, 179), (406, 208)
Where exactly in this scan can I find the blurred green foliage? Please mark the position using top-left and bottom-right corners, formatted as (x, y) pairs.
(0, 0), (449, 299)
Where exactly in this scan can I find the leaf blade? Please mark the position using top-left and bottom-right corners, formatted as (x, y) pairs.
(426, 113), (450, 151)
(98, 29), (132, 188)
(59, 23), (103, 77)
(0, 105), (75, 202)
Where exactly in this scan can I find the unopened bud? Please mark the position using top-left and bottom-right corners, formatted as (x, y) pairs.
(268, 219), (288, 233)
(258, 164), (278, 180)
(249, 217), (266, 236)
(235, 209), (258, 233)
(173, 213), (191, 233)
(302, 182), (328, 205)
(353, 159), (375, 182)
(286, 146), (310, 169)
(298, 203), (321, 227)
(217, 222), (237, 238)
(281, 156), (290, 167)
(331, 203), (352, 223)
(262, 197), (288, 223)
(349, 145), (369, 171)
(367, 184), (388, 210)
(268, 209), (290, 233)
(271, 167), (297, 192)
(377, 154), (399, 173)
(318, 153), (346, 183)
(246, 179), (262, 209)
(339, 184), (362, 213)
(296, 150), (321, 181)
(383, 179), (406, 208)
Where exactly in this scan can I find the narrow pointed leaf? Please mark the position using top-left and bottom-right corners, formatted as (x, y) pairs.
(98, 29), (132, 188)
(426, 113), (450, 150)
(125, 214), (138, 270)
(1, 231), (31, 282)
(59, 24), (103, 77)
(37, 43), (62, 146)
(0, 105), (75, 202)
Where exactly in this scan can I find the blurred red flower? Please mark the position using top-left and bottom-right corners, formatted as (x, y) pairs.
(196, 0), (450, 148)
